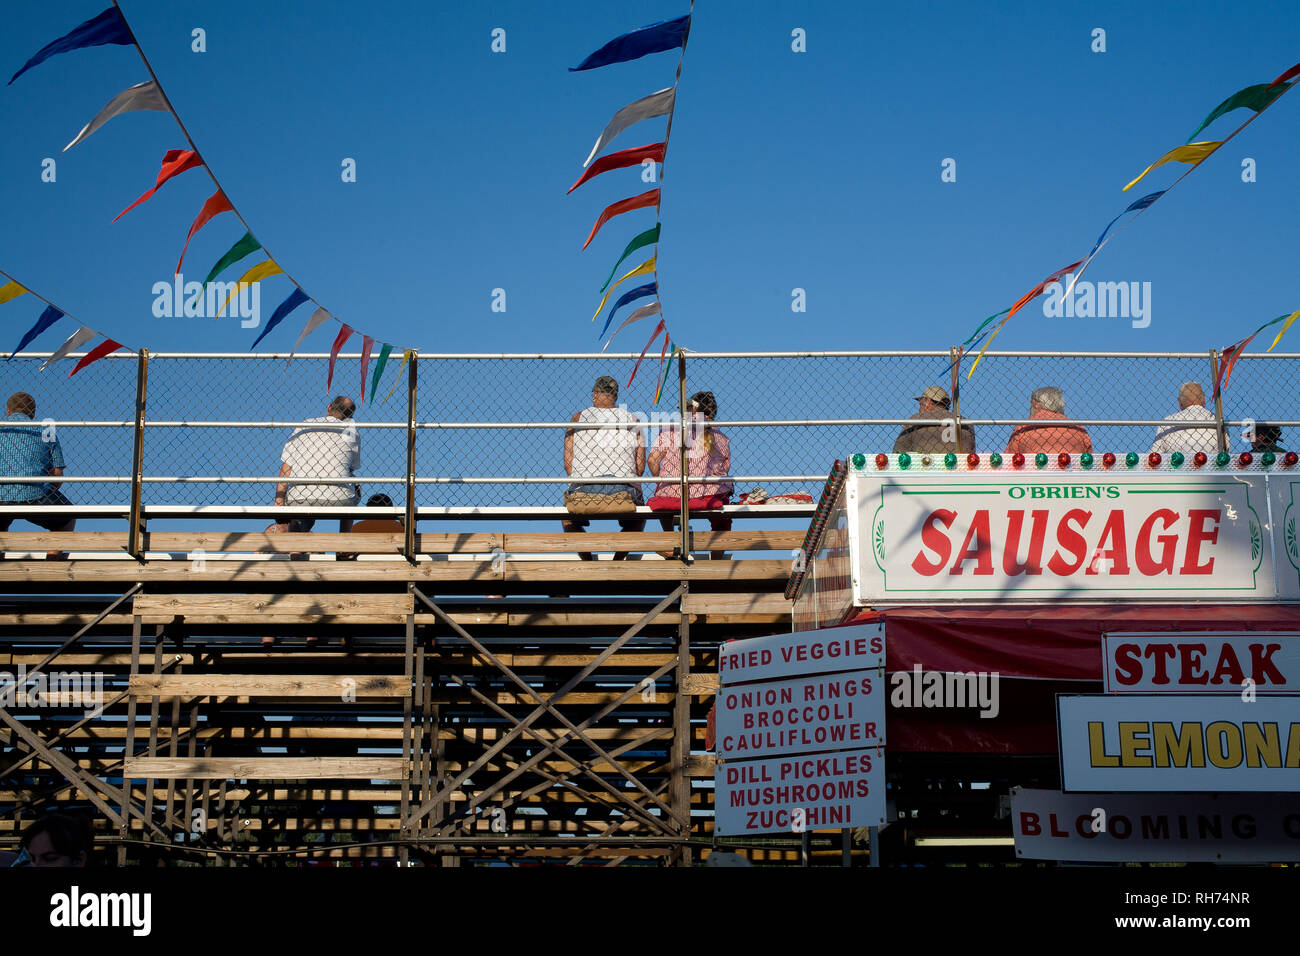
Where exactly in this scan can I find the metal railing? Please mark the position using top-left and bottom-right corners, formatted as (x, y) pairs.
(2, 348), (1296, 519)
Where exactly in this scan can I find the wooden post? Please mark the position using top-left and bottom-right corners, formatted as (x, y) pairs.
(676, 350), (692, 565)
(868, 825), (880, 867)
(842, 827), (851, 867)
(1209, 349), (1227, 454)
(949, 345), (963, 454)
(670, 583), (692, 866)
(127, 348), (149, 559)
(404, 351), (418, 561)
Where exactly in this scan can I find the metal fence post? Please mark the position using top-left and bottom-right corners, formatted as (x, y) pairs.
(949, 345), (963, 454)
(405, 350), (418, 562)
(1209, 349), (1227, 454)
(127, 348), (149, 559)
(676, 350), (692, 565)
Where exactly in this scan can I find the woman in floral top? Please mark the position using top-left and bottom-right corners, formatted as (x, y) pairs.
(648, 391), (733, 558)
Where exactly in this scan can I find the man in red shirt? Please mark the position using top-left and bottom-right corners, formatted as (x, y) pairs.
(1005, 386), (1092, 455)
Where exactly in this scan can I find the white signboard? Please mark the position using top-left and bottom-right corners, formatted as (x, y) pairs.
(714, 749), (885, 835)
(1268, 476), (1300, 600)
(1011, 788), (1300, 862)
(1058, 694), (1300, 792)
(851, 471), (1277, 603)
(716, 669), (884, 760)
(718, 623), (884, 685)
(1102, 632), (1300, 694)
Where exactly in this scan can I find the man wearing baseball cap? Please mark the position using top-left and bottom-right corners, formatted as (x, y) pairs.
(892, 385), (976, 454)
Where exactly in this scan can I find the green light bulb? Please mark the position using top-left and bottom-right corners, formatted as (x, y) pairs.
(1263, 451), (1276, 467)
(1170, 452), (1184, 468)
(1215, 452), (1230, 468)
(1125, 452), (1139, 468)
(944, 453), (956, 469)
(989, 452), (1003, 468)
(1034, 453), (1048, 469)
(852, 453), (866, 470)
(1080, 452), (1093, 469)
(898, 453), (911, 470)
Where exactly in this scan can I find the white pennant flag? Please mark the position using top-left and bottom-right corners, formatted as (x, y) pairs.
(41, 325), (98, 370)
(285, 308), (332, 366)
(584, 87), (675, 167)
(602, 302), (661, 351)
(64, 80), (170, 152)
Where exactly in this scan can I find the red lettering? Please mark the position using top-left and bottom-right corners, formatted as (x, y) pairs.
(1177, 642), (1209, 685)
(1209, 644), (1244, 686)
(1089, 511), (1130, 575)
(950, 509), (994, 575)
(1146, 643), (1177, 685)
(1003, 509), (1049, 575)
(1136, 508), (1179, 575)
(1019, 812), (1041, 837)
(1181, 509), (1220, 575)
(1113, 643), (1143, 686)
(1047, 508), (1092, 575)
(1049, 813), (1069, 837)
(1250, 643), (1286, 685)
(912, 509), (956, 576)
(1076, 814), (1098, 839)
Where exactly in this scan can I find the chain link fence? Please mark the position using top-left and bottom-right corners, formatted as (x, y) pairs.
(0, 350), (1296, 509)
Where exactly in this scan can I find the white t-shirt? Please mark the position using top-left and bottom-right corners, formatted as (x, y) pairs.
(281, 415), (361, 505)
(1150, 404), (1219, 455)
(570, 405), (640, 481)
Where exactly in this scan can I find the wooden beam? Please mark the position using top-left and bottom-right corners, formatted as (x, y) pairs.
(131, 592), (414, 624)
(681, 591), (792, 616)
(128, 674), (409, 699)
(679, 673), (718, 696)
(501, 530), (803, 552)
(123, 757), (408, 780)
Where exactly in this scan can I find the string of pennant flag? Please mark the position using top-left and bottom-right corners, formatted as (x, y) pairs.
(958, 59), (1300, 394)
(1, 3), (412, 400)
(567, 5), (695, 402)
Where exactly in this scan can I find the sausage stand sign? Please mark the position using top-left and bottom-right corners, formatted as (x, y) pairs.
(714, 624), (886, 835)
(847, 468), (1288, 603)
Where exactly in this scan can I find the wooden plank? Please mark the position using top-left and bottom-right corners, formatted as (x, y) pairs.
(679, 673), (718, 696)
(147, 532), (503, 554)
(0, 559), (790, 583)
(0, 532), (128, 551)
(128, 674), (409, 698)
(681, 592), (792, 616)
(122, 757), (408, 780)
(685, 753), (716, 777)
(501, 530), (803, 553)
(131, 592), (414, 624)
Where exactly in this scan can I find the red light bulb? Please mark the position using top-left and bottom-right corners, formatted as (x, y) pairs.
(1057, 452), (1070, 468)
(875, 453), (888, 469)
(1193, 451), (1208, 468)
(1101, 452), (1116, 468)
(1148, 452), (1162, 468)
(1238, 452), (1253, 467)
(966, 453), (979, 468)
(1286, 451), (1299, 468)
(1012, 453), (1025, 469)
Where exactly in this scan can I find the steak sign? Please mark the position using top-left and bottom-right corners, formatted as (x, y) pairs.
(850, 472), (1275, 603)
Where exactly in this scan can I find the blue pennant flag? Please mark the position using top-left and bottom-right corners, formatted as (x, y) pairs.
(9, 305), (65, 359)
(9, 7), (133, 85)
(599, 282), (658, 337)
(250, 288), (309, 350)
(571, 15), (690, 72)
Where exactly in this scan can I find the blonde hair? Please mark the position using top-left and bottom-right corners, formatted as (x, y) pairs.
(689, 392), (717, 458)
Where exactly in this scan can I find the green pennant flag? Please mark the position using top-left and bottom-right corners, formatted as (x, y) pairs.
(369, 343), (394, 404)
(600, 224), (660, 292)
(199, 231), (261, 287)
(1186, 82), (1292, 142)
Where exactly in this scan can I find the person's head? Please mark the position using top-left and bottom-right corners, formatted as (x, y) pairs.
(688, 391), (717, 421)
(1030, 386), (1066, 414)
(1178, 382), (1206, 410)
(20, 813), (92, 867)
(327, 395), (356, 420)
(366, 493), (394, 508)
(6, 392), (36, 418)
(591, 375), (619, 407)
(914, 385), (950, 414)
(1252, 424), (1282, 450)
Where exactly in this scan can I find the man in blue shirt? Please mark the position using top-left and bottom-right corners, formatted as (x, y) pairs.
(0, 392), (75, 559)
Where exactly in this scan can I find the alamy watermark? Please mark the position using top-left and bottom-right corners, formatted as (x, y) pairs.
(152, 274), (262, 328)
(889, 664), (1000, 719)
(0, 664), (106, 718)
(1042, 276), (1151, 328)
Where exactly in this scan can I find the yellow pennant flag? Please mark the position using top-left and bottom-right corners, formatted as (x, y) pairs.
(382, 349), (414, 403)
(217, 259), (283, 317)
(1268, 310), (1300, 351)
(0, 280), (28, 306)
(592, 256), (656, 320)
(1123, 141), (1222, 192)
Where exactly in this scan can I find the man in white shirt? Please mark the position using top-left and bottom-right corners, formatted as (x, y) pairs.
(1150, 382), (1220, 456)
(275, 395), (361, 532)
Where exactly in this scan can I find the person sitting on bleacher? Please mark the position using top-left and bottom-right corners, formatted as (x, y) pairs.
(274, 395), (361, 534)
(337, 493), (403, 561)
(0, 392), (75, 560)
(648, 391), (733, 559)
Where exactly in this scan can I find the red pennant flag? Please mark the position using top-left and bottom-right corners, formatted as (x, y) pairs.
(359, 335), (375, 403)
(114, 149), (204, 222)
(583, 188), (660, 249)
(567, 142), (666, 194)
(1270, 62), (1300, 87)
(327, 323), (353, 394)
(627, 319), (666, 386)
(176, 190), (233, 275)
(1214, 338), (1255, 397)
(69, 338), (123, 377)
(1006, 259), (1086, 322)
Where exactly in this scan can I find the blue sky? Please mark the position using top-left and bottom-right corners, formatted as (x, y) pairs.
(3, 0), (1300, 360)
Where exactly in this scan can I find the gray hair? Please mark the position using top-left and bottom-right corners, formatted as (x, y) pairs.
(1178, 381), (1206, 408)
(1031, 386), (1065, 414)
